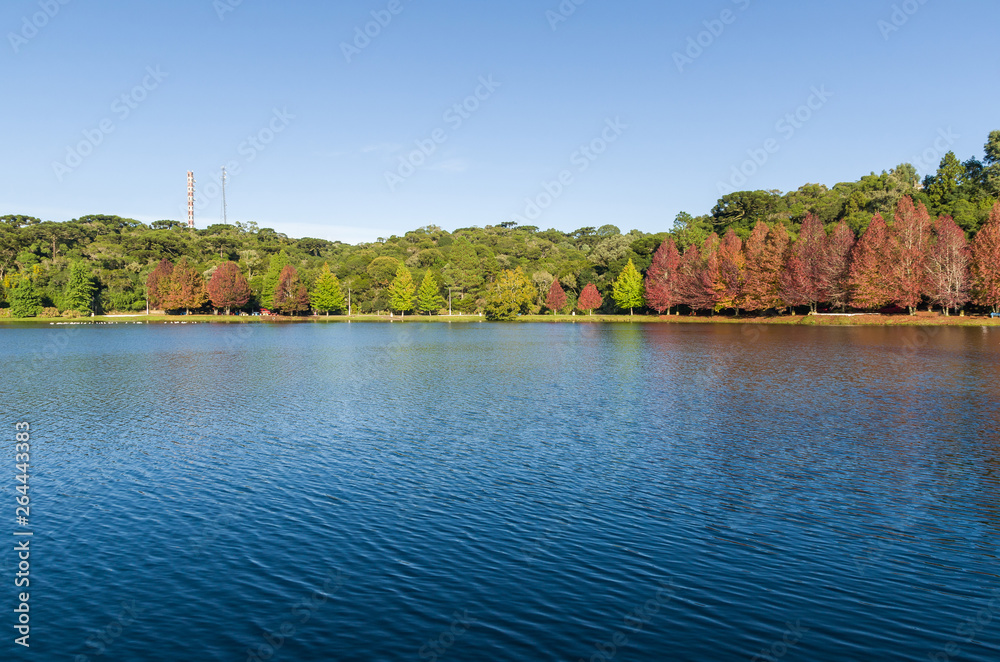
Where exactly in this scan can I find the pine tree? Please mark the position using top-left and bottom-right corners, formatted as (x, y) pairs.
(206, 261), (251, 315)
(577, 283), (603, 315)
(416, 271), (445, 315)
(65, 261), (97, 314)
(545, 278), (567, 314)
(970, 202), (1000, 313)
(9, 275), (41, 318)
(387, 265), (416, 316)
(891, 196), (932, 314)
(310, 263), (345, 315)
(849, 213), (893, 310)
(926, 215), (969, 315)
(273, 265), (310, 315)
(612, 259), (644, 315)
(644, 238), (681, 314)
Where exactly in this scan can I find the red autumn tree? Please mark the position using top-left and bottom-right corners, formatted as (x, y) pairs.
(926, 215), (969, 315)
(273, 265), (310, 315)
(780, 213), (825, 313)
(162, 258), (208, 314)
(890, 196), (932, 315)
(644, 238), (681, 314)
(780, 253), (809, 311)
(145, 258), (173, 309)
(546, 278), (567, 314)
(970, 202), (1000, 313)
(577, 283), (603, 315)
(817, 221), (856, 310)
(743, 222), (789, 311)
(715, 230), (745, 313)
(675, 244), (703, 313)
(207, 261), (251, 315)
(687, 233), (721, 313)
(849, 213), (893, 310)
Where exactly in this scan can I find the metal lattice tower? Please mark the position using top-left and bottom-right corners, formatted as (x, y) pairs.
(186, 171), (195, 229)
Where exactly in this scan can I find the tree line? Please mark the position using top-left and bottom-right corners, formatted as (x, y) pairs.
(1, 132), (998, 320)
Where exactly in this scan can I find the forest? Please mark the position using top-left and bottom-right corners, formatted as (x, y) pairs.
(2, 131), (999, 321)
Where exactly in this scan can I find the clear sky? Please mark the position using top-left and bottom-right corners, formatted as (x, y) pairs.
(3, 0), (998, 243)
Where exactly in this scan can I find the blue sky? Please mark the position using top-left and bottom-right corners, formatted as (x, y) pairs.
(3, 0), (998, 243)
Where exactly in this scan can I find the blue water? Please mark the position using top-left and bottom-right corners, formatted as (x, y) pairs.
(3, 322), (1000, 661)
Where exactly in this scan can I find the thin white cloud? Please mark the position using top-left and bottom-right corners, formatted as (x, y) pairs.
(427, 158), (471, 173)
(361, 143), (402, 154)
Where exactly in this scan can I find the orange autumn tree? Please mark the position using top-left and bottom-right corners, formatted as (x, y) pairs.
(714, 230), (745, 313)
(743, 222), (789, 312)
(162, 258), (208, 314)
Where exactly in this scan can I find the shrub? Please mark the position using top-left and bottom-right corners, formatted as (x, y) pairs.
(41, 307), (60, 318)
(61, 309), (82, 318)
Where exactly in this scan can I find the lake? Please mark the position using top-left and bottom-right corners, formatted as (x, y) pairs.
(3, 322), (1000, 661)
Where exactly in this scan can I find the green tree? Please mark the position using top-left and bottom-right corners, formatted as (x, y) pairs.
(612, 259), (644, 315)
(65, 261), (97, 314)
(311, 263), (345, 315)
(260, 250), (290, 309)
(416, 271), (445, 315)
(367, 256), (401, 287)
(9, 274), (41, 318)
(485, 268), (536, 321)
(387, 265), (415, 316)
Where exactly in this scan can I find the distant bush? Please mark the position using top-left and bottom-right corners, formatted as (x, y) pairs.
(41, 307), (60, 318)
(61, 309), (82, 318)
(0, 308), (9, 318)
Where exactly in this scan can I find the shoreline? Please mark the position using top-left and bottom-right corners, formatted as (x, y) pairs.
(2, 313), (999, 327)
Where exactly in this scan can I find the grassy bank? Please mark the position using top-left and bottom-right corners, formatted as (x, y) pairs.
(2, 312), (999, 327)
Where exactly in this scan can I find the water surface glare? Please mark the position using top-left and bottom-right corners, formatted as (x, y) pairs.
(3, 322), (1000, 661)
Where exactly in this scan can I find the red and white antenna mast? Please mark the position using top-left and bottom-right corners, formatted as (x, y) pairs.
(186, 171), (196, 229)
